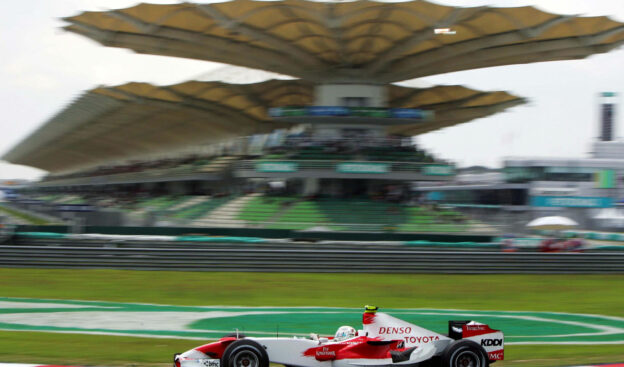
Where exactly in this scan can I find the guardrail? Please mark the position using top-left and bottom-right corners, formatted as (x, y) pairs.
(14, 225), (496, 242)
(2, 238), (623, 273)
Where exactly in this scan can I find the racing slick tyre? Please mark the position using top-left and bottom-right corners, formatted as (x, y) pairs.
(442, 339), (489, 367)
(221, 339), (269, 367)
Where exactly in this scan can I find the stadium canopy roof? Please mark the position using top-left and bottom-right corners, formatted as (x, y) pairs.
(2, 80), (524, 173)
(63, 0), (624, 83)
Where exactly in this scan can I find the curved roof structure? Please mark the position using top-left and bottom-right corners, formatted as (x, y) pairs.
(64, 0), (624, 83)
(2, 80), (524, 173)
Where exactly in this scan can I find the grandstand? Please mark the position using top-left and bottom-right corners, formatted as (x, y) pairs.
(3, 0), (624, 233)
(221, 196), (473, 232)
(15, 190), (489, 232)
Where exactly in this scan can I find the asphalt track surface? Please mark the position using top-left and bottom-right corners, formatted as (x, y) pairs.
(1, 298), (623, 345)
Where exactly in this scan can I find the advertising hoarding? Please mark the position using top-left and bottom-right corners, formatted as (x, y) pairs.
(530, 196), (613, 208)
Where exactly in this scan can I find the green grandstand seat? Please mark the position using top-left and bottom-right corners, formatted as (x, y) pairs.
(237, 197), (296, 223)
(171, 196), (235, 220)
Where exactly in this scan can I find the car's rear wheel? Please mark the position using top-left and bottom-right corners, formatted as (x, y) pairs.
(221, 340), (269, 367)
(442, 340), (489, 367)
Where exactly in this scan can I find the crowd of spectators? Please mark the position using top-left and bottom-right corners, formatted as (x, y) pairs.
(266, 133), (438, 162)
(43, 132), (441, 182)
(43, 154), (216, 182)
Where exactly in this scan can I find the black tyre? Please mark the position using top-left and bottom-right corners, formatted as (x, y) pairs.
(221, 339), (269, 367)
(442, 340), (489, 367)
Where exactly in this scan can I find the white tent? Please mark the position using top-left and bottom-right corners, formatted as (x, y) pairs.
(526, 216), (578, 230)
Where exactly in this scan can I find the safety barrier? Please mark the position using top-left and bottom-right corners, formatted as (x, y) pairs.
(14, 225), (495, 242)
(14, 232), (624, 251)
(3, 237), (624, 273)
(15, 232), (269, 243)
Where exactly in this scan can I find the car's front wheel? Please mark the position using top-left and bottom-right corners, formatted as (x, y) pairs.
(221, 339), (269, 367)
(442, 340), (489, 367)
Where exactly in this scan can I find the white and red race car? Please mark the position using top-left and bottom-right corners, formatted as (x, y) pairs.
(175, 306), (503, 367)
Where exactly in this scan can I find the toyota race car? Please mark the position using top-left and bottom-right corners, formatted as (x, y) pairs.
(174, 306), (504, 367)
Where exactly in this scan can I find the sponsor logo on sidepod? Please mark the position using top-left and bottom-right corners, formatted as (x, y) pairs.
(404, 336), (440, 343)
(377, 327), (439, 344)
(481, 339), (503, 347)
(378, 327), (412, 334)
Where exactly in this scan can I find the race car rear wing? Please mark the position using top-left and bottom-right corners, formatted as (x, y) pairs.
(448, 320), (504, 361)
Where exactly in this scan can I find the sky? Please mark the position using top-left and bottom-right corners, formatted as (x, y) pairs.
(0, 0), (623, 180)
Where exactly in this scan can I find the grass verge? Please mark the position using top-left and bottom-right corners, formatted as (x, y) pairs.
(2, 269), (623, 316)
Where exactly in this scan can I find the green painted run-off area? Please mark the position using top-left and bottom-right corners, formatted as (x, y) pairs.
(1, 298), (623, 344)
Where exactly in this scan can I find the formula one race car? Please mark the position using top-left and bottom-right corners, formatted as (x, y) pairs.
(174, 306), (504, 367)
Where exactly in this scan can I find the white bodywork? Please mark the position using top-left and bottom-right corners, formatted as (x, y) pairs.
(178, 311), (504, 367)
(365, 311), (452, 349)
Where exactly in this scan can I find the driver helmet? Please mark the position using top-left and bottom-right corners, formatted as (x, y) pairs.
(334, 325), (356, 341)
